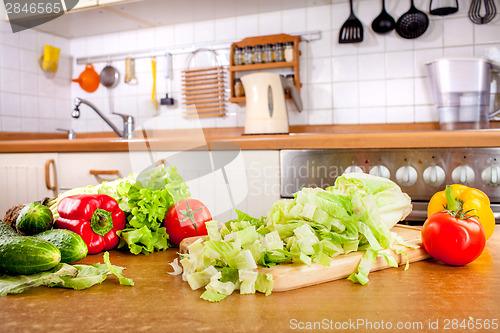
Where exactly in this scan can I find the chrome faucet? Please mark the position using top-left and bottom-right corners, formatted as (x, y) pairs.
(72, 97), (134, 139)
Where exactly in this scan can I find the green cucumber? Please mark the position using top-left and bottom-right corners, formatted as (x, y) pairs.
(15, 202), (54, 236)
(0, 221), (17, 238)
(34, 229), (88, 264)
(0, 236), (61, 275)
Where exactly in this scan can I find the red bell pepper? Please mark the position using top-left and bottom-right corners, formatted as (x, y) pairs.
(55, 194), (126, 254)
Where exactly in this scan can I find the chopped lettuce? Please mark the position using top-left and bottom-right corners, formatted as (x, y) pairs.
(179, 173), (413, 302)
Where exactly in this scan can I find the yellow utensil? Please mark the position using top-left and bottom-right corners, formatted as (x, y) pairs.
(40, 45), (60, 73)
(151, 57), (158, 111)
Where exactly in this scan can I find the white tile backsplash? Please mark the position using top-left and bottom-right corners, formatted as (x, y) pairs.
(1, 0), (500, 133)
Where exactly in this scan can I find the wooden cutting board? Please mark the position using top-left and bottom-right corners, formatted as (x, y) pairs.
(179, 224), (430, 292)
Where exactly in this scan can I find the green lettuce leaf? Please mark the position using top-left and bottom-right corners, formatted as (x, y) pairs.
(0, 252), (133, 295)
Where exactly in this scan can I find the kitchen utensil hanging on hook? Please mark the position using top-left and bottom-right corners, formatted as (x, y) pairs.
(396, 0), (429, 39)
(468, 0), (497, 24)
(72, 64), (100, 93)
(124, 57), (138, 85)
(151, 56), (158, 111)
(429, 0), (459, 16)
(100, 62), (120, 114)
(371, 0), (396, 33)
(100, 63), (120, 88)
(339, 0), (363, 43)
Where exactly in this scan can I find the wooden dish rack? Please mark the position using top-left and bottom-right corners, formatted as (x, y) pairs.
(182, 49), (226, 118)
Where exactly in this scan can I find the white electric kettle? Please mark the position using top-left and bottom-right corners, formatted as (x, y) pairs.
(241, 72), (303, 134)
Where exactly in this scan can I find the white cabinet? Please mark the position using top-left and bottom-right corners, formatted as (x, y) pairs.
(58, 152), (151, 190)
(3, 149), (280, 224)
(58, 150), (280, 223)
(0, 153), (59, 216)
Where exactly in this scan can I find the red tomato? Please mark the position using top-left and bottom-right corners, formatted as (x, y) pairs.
(421, 211), (486, 266)
(164, 199), (212, 246)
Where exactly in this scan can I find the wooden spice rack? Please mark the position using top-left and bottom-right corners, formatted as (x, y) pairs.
(228, 33), (301, 103)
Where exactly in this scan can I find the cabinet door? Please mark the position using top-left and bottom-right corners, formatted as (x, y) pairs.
(0, 153), (59, 215)
(58, 152), (150, 190)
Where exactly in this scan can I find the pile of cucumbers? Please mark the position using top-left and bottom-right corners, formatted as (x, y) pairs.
(0, 202), (88, 275)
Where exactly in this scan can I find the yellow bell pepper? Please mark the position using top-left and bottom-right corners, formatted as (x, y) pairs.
(427, 184), (495, 240)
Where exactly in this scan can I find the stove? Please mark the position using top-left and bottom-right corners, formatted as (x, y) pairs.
(280, 148), (500, 224)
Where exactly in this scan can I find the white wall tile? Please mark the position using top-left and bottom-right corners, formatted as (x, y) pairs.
(195, 20), (215, 44)
(333, 82), (358, 109)
(359, 107), (386, 124)
(308, 109), (332, 125)
(215, 17), (236, 42)
(235, 14), (258, 39)
(333, 108), (359, 124)
(308, 57), (332, 83)
(306, 5), (330, 31)
(359, 53), (385, 80)
(283, 8), (305, 33)
(1, 44), (20, 69)
(259, 11), (282, 35)
(21, 117), (39, 132)
(359, 80), (385, 107)
(20, 95), (38, 118)
(1, 68), (20, 93)
(415, 105), (439, 122)
(386, 78), (414, 106)
(474, 21), (500, 44)
(308, 83), (332, 109)
(1, 92), (20, 116)
(444, 17), (473, 47)
(386, 106), (414, 123)
(2, 116), (21, 131)
(386, 51), (414, 79)
(333, 55), (358, 82)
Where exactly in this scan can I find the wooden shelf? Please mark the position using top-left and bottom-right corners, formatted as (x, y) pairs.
(229, 33), (301, 104)
(229, 61), (296, 72)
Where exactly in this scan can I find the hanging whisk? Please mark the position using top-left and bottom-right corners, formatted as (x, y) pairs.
(468, 0), (497, 24)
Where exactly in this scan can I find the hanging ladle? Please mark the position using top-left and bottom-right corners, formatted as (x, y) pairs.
(372, 0), (396, 34)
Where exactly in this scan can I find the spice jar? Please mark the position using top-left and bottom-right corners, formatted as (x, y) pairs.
(263, 44), (274, 63)
(253, 44), (263, 64)
(274, 42), (284, 62)
(284, 41), (294, 62)
(233, 47), (243, 66)
(234, 78), (244, 97)
(243, 46), (253, 65)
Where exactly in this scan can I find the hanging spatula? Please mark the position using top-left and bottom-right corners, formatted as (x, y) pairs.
(339, 0), (364, 43)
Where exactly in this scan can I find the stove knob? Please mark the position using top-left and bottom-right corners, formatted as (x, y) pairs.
(369, 165), (391, 178)
(423, 165), (446, 187)
(395, 166), (418, 187)
(344, 165), (364, 174)
(451, 165), (475, 186)
(481, 166), (500, 187)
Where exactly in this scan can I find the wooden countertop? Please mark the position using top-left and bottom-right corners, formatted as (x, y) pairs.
(1, 124), (500, 152)
(1, 226), (499, 333)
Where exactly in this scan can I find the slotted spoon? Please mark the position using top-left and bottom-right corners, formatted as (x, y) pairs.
(396, 0), (429, 39)
(339, 0), (363, 43)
